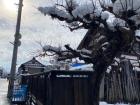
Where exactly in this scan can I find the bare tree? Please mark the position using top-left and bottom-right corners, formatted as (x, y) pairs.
(38, 0), (140, 104)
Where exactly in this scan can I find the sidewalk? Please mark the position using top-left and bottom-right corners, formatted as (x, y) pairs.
(0, 78), (10, 105)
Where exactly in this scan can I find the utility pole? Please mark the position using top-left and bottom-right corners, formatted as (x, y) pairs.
(7, 0), (23, 98)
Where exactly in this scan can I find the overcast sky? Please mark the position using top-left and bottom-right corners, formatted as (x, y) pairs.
(0, 0), (86, 72)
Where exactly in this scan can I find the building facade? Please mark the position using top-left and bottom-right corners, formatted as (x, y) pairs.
(18, 57), (46, 74)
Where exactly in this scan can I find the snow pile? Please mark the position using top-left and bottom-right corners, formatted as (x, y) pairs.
(100, 102), (134, 105)
(38, 6), (73, 20)
(101, 11), (110, 20)
(113, 0), (140, 24)
(43, 45), (61, 52)
(135, 30), (140, 37)
(38, 0), (140, 36)
(72, 3), (101, 18)
(130, 15), (140, 25)
(37, 0), (108, 27)
(113, 0), (140, 15)
(38, 0), (128, 31)
(38, 1), (103, 21)
(72, 4), (94, 18)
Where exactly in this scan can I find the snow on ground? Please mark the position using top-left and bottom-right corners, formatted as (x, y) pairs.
(0, 78), (10, 105)
(100, 102), (140, 105)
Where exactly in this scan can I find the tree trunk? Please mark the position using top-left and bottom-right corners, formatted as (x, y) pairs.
(90, 63), (108, 105)
(90, 31), (123, 105)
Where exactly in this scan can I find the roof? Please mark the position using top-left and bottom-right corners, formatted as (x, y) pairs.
(77, 28), (105, 51)
(77, 29), (94, 50)
(20, 57), (46, 68)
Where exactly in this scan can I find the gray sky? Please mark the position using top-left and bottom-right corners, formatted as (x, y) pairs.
(0, 0), (86, 72)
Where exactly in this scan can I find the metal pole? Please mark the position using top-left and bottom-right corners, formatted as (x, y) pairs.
(7, 0), (23, 98)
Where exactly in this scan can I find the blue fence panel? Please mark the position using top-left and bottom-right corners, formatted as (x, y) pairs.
(12, 85), (28, 103)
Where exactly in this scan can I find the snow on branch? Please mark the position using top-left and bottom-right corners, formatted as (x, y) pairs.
(38, 6), (73, 22)
(113, 0), (140, 15)
(113, 0), (140, 27)
(41, 44), (94, 63)
(38, 0), (140, 32)
(38, 0), (115, 30)
(43, 45), (61, 52)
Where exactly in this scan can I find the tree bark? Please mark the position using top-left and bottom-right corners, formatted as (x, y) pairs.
(89, 31), (123, 105)
(90, 65), (107, 105)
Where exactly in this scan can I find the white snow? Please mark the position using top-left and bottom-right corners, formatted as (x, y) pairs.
(100, 23), (105, 28)
(68, 21), (79, 27)
(113, 18), (126, 27)
(80, 53), (91, 58)
(38, 0), (140, 32)
(101, 42), (109, 47)
(113, 0), (140, 15)
(135, 30), (140, 37)
(106, 17), (127, 31)
(101, 11), (110, 20)
(95, 9), (103, 17)
(72, 3), (99, 18)
(134, 67), (140, 71)
(38, 0), (103, 20)
(121, 54), (138, 60)
(80, 48), (92, 55)
(100, 102), (137, 105)
(38, 0), (130, 31)
(38, 6), (73, 20)
(0, 79), (9, 105)
(130, 15), (140, 26)
(43, 45), (61, 52)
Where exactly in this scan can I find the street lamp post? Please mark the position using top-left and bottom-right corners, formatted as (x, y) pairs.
(7, 0), (23, 98)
